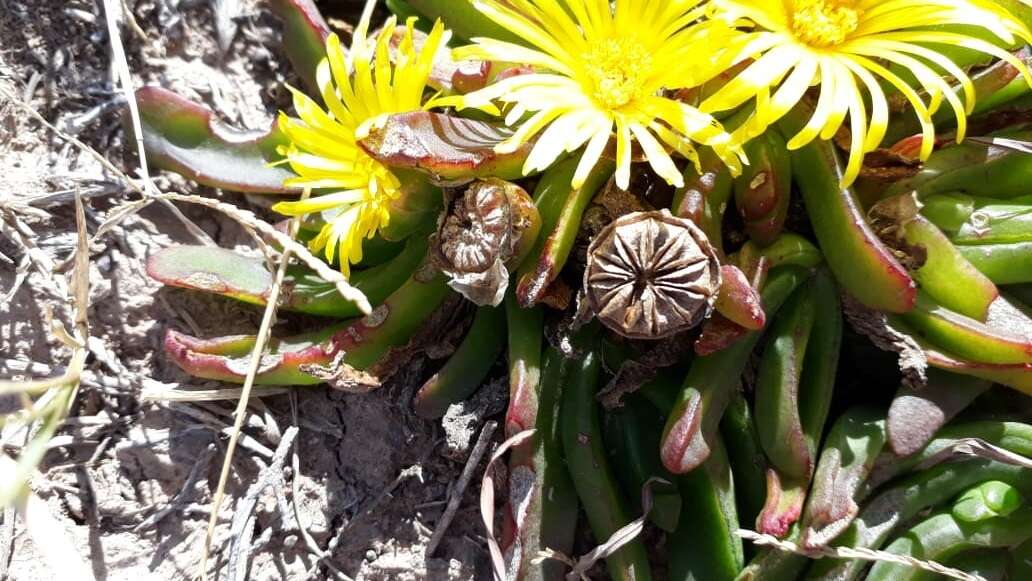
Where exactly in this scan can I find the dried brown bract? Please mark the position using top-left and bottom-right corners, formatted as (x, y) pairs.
(584, 210), (721, 339)
(432, 178), (540, 306)
(868, 192), (928, 271)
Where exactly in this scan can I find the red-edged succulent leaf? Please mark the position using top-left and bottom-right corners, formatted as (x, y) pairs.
(887, 371), (991, 456)
(714, 265), (766, 330)
(903, 214), (999, 322)
(696, 264), (768, 354)
(269, 0), (331, 93)
(358, 111), (533, 184)
(694, 313), (751, 356)
(148, 239), (426, 318)
(798, 408), (886, 549)
(164, 326), (341, 385)
(164, 271), (451, 385)
(757, 470), (807, 538)
(925, 345), (1032, 396)
(784, 106), (917, 314)
(903, 292), (1032, 365)
(149, 246), (273, 307)
(735, 131), (791, 247)
(664, 266), (810, 474)
(132, 87), (297, 193)
(890, 314), (1032, 396)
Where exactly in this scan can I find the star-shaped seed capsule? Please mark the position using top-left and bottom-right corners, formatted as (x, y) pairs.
(584, 210), (722, 339)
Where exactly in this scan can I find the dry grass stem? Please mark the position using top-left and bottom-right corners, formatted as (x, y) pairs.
(0, 85), (214, 247)
(103, 0), (151, 187)
(198, 189), (307, 579)
(0, 194), (90, 506)
(737, 530), (985, 581)
(534, 478), (665, 581)
(142, 384), (291, 402)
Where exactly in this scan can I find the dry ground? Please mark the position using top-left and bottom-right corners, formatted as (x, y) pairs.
(0, 1), (492, 579)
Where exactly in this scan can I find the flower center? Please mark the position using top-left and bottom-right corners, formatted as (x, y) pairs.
(582, 38), (652, 110)
(790, 0), (861, 48)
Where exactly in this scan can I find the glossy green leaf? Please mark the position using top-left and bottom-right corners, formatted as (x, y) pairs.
(132, 87), (296, 193)
(269, 0), (331, 93)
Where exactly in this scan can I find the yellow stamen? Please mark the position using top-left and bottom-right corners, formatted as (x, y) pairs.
(790, 0), (861, 48)
(581, 38), (653, 110)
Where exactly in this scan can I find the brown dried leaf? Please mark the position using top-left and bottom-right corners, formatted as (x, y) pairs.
(432, 179), (540, 306)
(840, 293), (928, 387)
(481, 430), (538, 581)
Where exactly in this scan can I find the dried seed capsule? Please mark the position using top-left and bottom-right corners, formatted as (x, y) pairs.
(431, 178), (540, 306)
(584, 209), (721, 339)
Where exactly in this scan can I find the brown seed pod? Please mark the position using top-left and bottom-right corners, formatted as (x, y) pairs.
(584, 209), (722, 339)
(431, 178), (540, 306)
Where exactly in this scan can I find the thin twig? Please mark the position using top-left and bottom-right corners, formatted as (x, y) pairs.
(287, 393), (352, 581)
(134, 443), (216, 532)
(169, 403), (275, 459)
(426, 420), (497, 556)
(225, 427), (299, 581)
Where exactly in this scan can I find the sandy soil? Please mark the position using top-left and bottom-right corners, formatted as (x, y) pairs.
(0, 1), (490, 579)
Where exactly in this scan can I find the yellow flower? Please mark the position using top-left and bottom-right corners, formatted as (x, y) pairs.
(703, 0), (1032, 186)
(453, 0), (745, 190)
(273, 17), (449, 275)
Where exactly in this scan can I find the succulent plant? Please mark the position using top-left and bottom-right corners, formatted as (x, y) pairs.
(137, 0), (1032, 579)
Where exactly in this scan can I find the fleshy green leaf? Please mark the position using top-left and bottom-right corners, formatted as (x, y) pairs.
(132, 87), (297, 193)
(269, 0), (332, 93)
(148, 237), (428, 318)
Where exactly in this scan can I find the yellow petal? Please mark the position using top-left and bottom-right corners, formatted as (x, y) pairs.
(614, 120), (633, 190)
(630, 123), (683, 188)
(572, 124), (613, 188)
